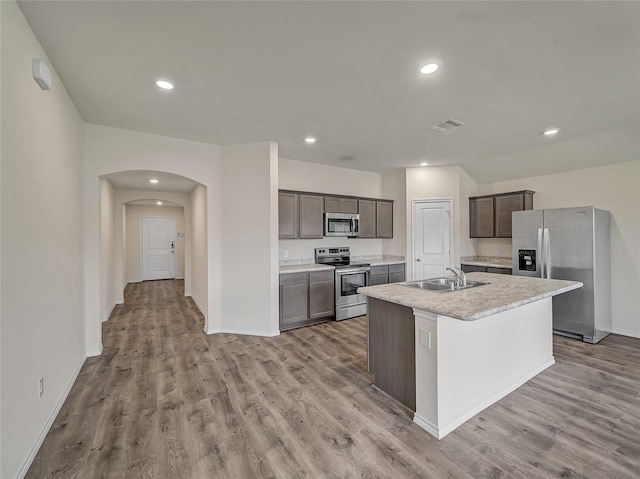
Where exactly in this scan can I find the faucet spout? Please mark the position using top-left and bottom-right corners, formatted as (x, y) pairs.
(446, 266), (467, 287)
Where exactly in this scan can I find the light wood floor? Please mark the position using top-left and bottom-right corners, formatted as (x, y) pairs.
(27, 280), (640, 478)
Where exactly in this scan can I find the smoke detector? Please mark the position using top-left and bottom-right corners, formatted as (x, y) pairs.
(427, 118), (465, 133)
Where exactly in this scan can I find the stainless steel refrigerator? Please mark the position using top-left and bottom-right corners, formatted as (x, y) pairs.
(512, 206), (611, 343)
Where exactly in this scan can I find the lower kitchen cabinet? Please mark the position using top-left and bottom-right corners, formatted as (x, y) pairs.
(280, 270), (334, 331)
(461, 264), (512, 275)
(369, 263), (405, 286)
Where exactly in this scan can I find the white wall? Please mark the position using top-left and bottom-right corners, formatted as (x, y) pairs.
(381, 168), (407, 257)
(99, 179), (116, 321)
(83, 124), (221, 346)
(218, 143), (279, 336)
(124, 204), (185, 283)
(279, 157), (385, 260)
(190, 185), (208, 317)
(473, 161), (640, 337)
(1, 2), (85, 477)
(405, 165), (475, 279)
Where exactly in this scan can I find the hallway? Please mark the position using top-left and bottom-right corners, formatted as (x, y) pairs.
(26, 280), (640, 478)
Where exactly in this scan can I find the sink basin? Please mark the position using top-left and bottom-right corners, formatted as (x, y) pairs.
(403, 277), (488, 292)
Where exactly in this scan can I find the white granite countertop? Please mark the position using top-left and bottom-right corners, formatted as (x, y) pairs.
(460, 256), (513, 269)
(279, 264), (334, 274)
(358, 272), (582, 321)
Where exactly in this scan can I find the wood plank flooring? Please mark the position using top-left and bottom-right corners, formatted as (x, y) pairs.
(27, 279), (640, 478)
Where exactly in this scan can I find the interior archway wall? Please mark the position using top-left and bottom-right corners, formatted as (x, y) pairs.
(85, 124), (221, 356)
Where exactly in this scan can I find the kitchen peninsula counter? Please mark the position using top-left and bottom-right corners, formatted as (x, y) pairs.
(358, 272), (582, 440)
(358, 272), (582, 320)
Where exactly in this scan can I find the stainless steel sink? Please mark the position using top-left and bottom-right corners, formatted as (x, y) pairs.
(403, 277), (488, 292)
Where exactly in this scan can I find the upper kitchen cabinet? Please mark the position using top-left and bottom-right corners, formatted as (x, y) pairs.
(298, 194), (324, 239)
(279, 191), (324, 239)
(376, 200), (393, 238)
(358, 199), (376, 238)
(469, 196), (494, 238)
(469, 190), (534, 238)
(278, 192), (298, 239)
(495, 191), (534, 238)
(324, 196), (358, 214)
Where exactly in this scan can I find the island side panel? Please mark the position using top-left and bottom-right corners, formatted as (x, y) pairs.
(414, 297), (555, 439)
(367, 297), (416, 411)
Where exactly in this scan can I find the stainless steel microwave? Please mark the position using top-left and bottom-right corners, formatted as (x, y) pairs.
(324, 212), (360, 237)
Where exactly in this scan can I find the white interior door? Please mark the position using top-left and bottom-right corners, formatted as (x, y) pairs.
(141, 217), (176, 281)
(412, 199), (453, 280)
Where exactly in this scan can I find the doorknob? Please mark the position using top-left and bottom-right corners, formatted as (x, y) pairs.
(416, 258), (421, 262)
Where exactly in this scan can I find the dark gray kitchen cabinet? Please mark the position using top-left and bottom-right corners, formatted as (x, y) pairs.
(388, 263), (406, 283)
(469, 196), (495, 238)
(309, 270), (335, 320)
(280, 270), (335, 331)
(369, 263), (405, 286)
(495, 191), (534, 238)
(358, 199), (376, 238)
(376, 201), (393, 238)
(369, 265), (388, 285)
(298, 194), (324, 239)
(324, 196), (358, 214)
(469, 191), (534, 238)
(461, 264), (512, 275)
(279, 273), (309, 329)
(367, 298), (416, 411)
(278, 192), (298, 239)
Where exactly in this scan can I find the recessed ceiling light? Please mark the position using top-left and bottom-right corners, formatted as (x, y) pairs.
(543, 128), (560, 136)
(156, 80), (174, 90)
(156, 201), (163, 205)
(305, 137), (316, 144)
(420, 63), (439, 75)
(419, 162), (429, 166)
(149, 179), (159, 184)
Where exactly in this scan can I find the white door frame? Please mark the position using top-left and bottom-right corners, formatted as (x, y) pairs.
(411, 198), (454, 280)
(140, 216), (177, 281)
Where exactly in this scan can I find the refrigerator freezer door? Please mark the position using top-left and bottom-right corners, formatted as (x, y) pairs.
(512, 210), (544, 277)
(544, 207), (596, 339)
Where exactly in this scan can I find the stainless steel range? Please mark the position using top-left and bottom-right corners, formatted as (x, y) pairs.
(315, 247), (370, 321)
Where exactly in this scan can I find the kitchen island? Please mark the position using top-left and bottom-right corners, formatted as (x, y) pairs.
(358, 272), (582, 439)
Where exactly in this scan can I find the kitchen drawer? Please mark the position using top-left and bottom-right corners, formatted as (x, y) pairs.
(389, 263), (405, 274)
(370, 265), (388, 276)
(369, 274), (388, 286)
(309, 270), (334, 282)
(280, 272), (308, 285)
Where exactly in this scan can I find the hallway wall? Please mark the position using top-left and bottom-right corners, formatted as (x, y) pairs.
(1, 2), (86, 477)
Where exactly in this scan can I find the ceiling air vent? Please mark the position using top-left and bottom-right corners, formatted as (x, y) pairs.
(427, 118), (466, 133)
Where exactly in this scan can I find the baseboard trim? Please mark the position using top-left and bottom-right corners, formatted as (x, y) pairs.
(611, 328), (640, 339)
(16, 353), (86, 479)
(206, 327), (280, 337)
(414, 357), (555, 440)
(86, 342), (103, 358)
(185, 293), (207, 320)
(100, 302), (117, 322)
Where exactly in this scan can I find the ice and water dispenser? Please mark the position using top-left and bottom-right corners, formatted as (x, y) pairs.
(518, 249), (536, 272)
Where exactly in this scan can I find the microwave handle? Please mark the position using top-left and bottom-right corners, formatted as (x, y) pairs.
(354, 218), (359, 232)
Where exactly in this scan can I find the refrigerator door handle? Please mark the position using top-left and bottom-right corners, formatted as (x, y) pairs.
(537, 228), (544, 278)
(544, 228), (551, 279)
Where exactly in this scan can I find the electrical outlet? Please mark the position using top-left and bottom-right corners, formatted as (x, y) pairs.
(38, 377), (44, 398)
(496, 247), (502, 256)
(284, 250), (289, 258)
(420, 329), (431, 349)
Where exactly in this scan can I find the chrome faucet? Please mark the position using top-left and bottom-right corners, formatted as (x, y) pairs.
(446, 266), (467, 287)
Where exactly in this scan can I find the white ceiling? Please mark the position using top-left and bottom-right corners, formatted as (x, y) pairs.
(18, 1), (640, 184)
(103, 170), (199, 194)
